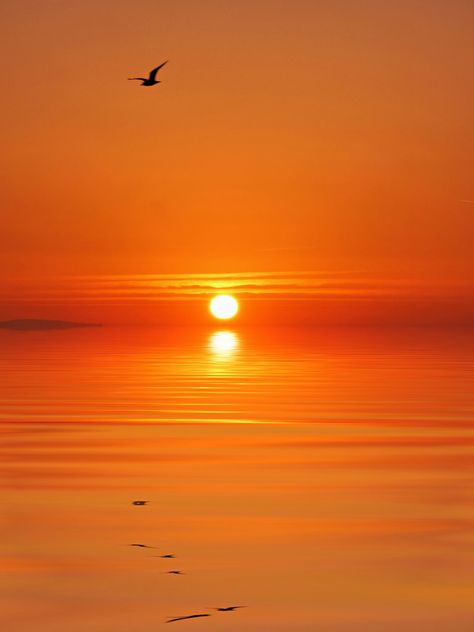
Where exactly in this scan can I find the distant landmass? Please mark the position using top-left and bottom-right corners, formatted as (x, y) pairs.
(0, 319), (102, 331)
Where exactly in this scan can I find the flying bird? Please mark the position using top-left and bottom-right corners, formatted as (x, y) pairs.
(210, 606), (247, 612)
(128, 61), (168, 86)
(153, 554), (176, 558)
(132, 500), (149, 505)
(166, 614), (210, 624)
(166, 570), (184, 575)
(130, 543), (156, 549)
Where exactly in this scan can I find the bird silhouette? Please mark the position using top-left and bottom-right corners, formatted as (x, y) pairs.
(132, 500), (149, 505)
(130, 543), (156, 549)
(210, 606), (247, 612)
(166, 570), (184, 575)
(166, 614), (210, 623)
(153, 554), (176, 558)
(128, 61), (168, 86)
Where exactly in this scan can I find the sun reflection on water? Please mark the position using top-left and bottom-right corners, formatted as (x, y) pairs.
(208, 331), (239, 359)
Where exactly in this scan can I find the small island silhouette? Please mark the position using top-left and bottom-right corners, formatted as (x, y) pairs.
(0, 319), (101, 331)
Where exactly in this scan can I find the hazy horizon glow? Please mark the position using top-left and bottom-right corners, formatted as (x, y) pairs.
(1, 271), (473, 325)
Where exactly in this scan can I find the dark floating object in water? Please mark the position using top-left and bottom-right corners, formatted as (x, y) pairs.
(130, 543), (156, 548)
(132, 500), (149, 505)
(0, 319), (101, 331)
(166, 614), (210, 623)
(153, 554), (176, 558)
(212, 606), (247, 612)
(128, 61), (168, 86)
(166, 570), (184, 575)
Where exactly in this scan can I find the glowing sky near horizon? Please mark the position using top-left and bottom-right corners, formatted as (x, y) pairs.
(0, 0), (473, 322)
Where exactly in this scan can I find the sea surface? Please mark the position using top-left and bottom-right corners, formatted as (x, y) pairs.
(1, 326), (474, 631)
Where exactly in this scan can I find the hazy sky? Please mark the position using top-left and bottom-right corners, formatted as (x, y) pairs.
(1, 1), (473, 319)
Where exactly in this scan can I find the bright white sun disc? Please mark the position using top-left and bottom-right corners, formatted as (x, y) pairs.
(210, 295), (239, 320)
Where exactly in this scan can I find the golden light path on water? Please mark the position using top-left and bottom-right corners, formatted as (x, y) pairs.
(208, 330), (239, 358)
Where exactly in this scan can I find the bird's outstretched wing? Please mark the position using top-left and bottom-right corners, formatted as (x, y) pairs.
(166, 614), (210, 623)
(128, 77), (147, 81)
(149, 61), (168, 81)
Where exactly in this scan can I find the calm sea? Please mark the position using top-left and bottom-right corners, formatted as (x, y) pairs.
(1, 326), (474, 631)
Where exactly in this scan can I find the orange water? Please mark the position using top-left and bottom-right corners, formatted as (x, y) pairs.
(1, 327), (474, 631)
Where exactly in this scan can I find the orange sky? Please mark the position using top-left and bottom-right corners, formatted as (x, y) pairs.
(1, 1), (473, 323)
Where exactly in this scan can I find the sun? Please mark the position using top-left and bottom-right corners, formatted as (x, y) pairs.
(209, 295), (239, 320)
